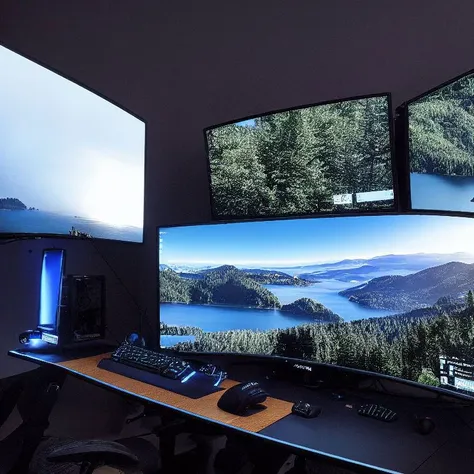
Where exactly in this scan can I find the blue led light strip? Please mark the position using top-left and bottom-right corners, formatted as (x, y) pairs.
(181, 371), (196, 384)
(214, 373), (223, 387)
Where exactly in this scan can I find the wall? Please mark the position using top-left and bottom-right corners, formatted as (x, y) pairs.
(1, 0), (474, 376)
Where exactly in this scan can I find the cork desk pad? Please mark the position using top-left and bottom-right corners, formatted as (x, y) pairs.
(56, 353), (293, 432)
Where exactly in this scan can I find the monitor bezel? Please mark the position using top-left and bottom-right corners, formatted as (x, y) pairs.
(396, 68), (474, 217)
(203, 92), (399, 222)
(0, 43), (147, 245)
(157, 211), (474, 402)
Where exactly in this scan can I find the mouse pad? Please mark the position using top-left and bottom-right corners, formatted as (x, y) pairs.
(97, 358), (224, 399)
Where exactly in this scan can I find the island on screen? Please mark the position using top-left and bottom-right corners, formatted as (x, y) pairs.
(204, 93), (395, 220)
(400, 69), (474, 215)
(0, 46), (145, 243)
(159, 214), (474, 398)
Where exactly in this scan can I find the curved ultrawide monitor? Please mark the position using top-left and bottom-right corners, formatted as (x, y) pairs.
(204, 93), (396, 220)
(0, 45), (145, 243)
(401, 69), (474, 215)
(159, 214), (474, 398)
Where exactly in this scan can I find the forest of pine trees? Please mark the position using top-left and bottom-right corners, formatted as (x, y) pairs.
(160, 266), (281, 309)
(206, 96), (393, 217)
(166, 302), (474, 388)
(160, 261), (474, 387)
(409, 73), (474, 176)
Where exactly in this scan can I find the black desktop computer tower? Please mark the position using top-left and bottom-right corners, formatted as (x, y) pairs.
(61, 275), (106, 346)
(41, 275), (106, 347)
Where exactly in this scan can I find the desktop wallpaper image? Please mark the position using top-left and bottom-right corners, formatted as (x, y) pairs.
(0, 46), (145, 242)
(409, 72), (474, 214)
(159, 214), (474, 393)
(206, 95), (394, 219)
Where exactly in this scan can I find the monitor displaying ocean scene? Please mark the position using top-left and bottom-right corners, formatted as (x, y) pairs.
(159, 214), (474, 396)
(0, 45), (145, 242)
(408, 71), (474, 215)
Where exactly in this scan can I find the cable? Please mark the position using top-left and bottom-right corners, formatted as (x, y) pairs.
(89, 239), (155, 338)
(361, 375), (473, 408)
(0, 240), (19, 245)
(105, 325), (122, 345)
(0, 237), (33, 245)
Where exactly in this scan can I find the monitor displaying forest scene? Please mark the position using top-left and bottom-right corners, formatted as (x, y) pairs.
(205, 94), (395, 219)
(409, 71), (474, 214)
(159, 214), (474, 397)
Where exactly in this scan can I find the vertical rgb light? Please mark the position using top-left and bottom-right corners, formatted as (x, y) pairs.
(39, 249), (65, 330)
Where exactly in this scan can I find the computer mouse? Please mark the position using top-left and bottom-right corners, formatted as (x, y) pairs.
(217, 382), (268, 416)
(416, 416), (435, 435)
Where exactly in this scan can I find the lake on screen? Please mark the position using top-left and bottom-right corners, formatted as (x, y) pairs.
(0, 210), (142, 242)
(160, 280), (398, 333)
(411, 173), (474, 213)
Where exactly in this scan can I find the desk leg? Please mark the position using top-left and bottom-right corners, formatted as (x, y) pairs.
(160, 433), (176, 472)
(285, 456), (306, 474)
(153, 413), (188, 473)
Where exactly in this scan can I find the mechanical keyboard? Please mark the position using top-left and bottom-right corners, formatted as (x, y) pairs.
(111, 343), (193, 380)
(358, 403), (397, 422)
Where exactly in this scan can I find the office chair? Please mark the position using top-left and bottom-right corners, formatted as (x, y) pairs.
(126, 405), (228, 474)
(0, 366), (65, 474)
(0, 368), (160, 474)
(30, 436), (159, 474)
(30, 409), (215, 474)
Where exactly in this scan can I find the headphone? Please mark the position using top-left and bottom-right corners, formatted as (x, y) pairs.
(125, 332), (146, 347)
